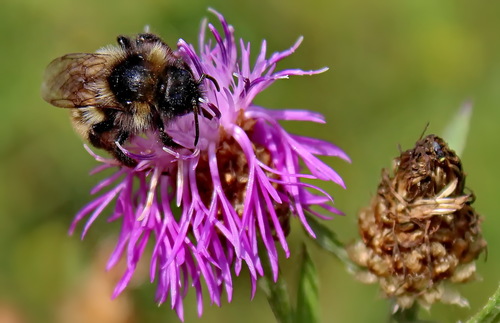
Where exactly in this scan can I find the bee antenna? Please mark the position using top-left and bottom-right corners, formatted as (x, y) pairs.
(193, 100), (200, 146)
(198, 74), (220, 92)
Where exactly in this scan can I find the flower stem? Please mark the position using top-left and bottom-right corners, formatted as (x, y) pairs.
(390, 304), (439, 323)
(390, 304), (420, 323)
(466, 282), (500, 323)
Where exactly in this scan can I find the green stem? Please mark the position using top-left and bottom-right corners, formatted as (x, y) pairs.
(389, 303), (438, 323)
(390, 303), (419, 323)
(466, 282), (500, 323)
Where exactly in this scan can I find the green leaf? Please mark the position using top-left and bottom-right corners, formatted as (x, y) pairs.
(259, 267), (293, 323)
(466, 282), (500, 323)
(296, 245), (320, 323)
(442, 100), (473, 157)
(306, 213), (361, 274)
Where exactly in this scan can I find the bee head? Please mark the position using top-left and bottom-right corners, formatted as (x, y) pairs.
(158, 66), (200, 115)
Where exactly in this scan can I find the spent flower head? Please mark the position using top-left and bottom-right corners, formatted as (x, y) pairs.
(70, 10), (349, 320)
(349, 134), (486, 311)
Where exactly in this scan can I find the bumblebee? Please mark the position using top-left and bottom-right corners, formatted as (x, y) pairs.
(42, 33), (217, 167)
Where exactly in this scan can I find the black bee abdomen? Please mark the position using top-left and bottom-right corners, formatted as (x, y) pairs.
(108, 55), (156, 106)
(158, 66), (201, 117)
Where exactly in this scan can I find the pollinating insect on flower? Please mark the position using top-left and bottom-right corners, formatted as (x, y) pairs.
(348, 134), (486, 311)
(41, 9), (349, 320)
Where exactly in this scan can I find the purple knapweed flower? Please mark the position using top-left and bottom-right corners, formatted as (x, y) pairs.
(70, 9), (349, 321)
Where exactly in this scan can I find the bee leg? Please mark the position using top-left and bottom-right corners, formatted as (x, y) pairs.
(153, 115), (181, 148)
(159, 131), (180, 148)
(112, 131), (138, 167)
(88, 119), (113, 149)
(89, 120), (137, 167)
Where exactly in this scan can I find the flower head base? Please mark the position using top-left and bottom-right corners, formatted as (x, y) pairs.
(349, 135), (486, 311)
(70, 10), (349, 320)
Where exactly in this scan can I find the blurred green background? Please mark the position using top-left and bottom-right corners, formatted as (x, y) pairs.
(1, 0), (499, 322)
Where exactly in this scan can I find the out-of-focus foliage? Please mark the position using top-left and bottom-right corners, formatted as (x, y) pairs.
(1, 0), (498, 322)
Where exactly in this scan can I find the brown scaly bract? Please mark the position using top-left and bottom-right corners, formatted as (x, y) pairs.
(349, 134), (487, 310)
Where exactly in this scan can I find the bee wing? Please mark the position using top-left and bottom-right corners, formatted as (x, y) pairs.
(41, 53), (119, 109)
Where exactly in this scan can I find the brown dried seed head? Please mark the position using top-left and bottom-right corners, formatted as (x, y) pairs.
(348, 135), (487, 310)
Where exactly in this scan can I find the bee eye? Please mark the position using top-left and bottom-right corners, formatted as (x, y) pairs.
(108, 56), (155, 105)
